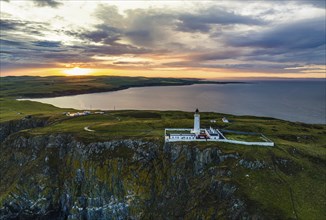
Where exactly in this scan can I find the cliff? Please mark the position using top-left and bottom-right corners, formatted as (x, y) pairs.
(0, 116), (48, 142)
(0, 133), (251, 219)
(1, 113), (325, 220)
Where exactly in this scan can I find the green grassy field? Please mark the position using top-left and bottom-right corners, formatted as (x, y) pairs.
(224, 133), (268, 142)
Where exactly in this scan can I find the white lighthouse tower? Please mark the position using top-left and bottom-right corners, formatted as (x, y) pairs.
(192, 108), (200, 134)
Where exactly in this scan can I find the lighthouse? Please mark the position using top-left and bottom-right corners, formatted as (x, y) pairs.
(192, 108), (200, 134)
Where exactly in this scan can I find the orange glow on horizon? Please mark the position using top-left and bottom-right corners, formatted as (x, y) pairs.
(1, 67), (325, 79)
(63, 67), (93, 76)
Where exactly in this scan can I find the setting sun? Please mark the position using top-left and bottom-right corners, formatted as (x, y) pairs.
(63, 67), (92, 76)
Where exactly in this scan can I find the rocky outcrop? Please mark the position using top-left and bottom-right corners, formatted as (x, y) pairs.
(238, 159), (266, 170)
(0, 134), (251, 220)
(0, 116), (48, 142)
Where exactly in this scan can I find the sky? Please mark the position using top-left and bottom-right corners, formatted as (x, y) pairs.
(0, 0), (325, 79)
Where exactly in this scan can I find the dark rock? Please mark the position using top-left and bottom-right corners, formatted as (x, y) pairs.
(0, 134), (259, 219)
(239, 159), (266, 170)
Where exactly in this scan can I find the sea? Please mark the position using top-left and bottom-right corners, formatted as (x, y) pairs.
(22, 81), (326, 124)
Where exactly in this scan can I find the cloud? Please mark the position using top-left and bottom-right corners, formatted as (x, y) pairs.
(228, 17), (325, 49)
(89, 5), (266, 51)
(32, 0), (62, 8)
(0, 19), (19, 30)
(246, 45), (326, 66)
(75, 25), (122, 45)
(221, 16), (326, 67)
(162, 60), (306, 73)
(190, 50), (246, 61)
(0, 37), (151, 71)
(0, 18), (48, 36)
(176, 7), (265, 33)
(1, 1), (324, 76)
(0, 23), (151, 72)
(94, 4), (125, 28)
(292, 0), (326, 9)
(82, 43), (151, 56)
(33, 41), (61, 47)
(0, 39), (24, 46)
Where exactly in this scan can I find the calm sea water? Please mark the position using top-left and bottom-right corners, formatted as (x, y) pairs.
(23, 81), (325, 124)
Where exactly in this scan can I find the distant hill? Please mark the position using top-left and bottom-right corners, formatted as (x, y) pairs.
(0, 75), (243, 98)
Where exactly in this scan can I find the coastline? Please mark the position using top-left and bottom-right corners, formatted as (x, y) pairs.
(19, 81), (246, 99)
(0, 75), (245, 99)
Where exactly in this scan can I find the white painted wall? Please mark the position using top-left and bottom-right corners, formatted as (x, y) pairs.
(193, 113), (200, 134)
(165, 136), (274, 146)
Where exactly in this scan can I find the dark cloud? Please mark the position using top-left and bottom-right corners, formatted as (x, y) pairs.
(0, 39), (24, 46)
(77, 25), (122, 45)
(176, 8), (265, 33)
(228, 17), (325, 49)
(163, 60), (304, 73)
(92, 5), (265, 48)
(0, 43), (148, 71)
(291, 0), (326, 8)
(125, 30), (153, 45)
(0, 50), (12, 54)
(310, 0), (326, 8)
(113, 61), (152, 66)
(0, 29), (150, 72)
(33, 41), (61, 48)
(0, 19), (19, 30)
(124, 10), (175, 47)
(92, 6), (176, 47)
(32, 0), (62, 8)
(82, 44), (151, 56)
(221, 16), (326, 68)
(0, 61), (55, 71)
(245, 45), (326, 65)
(0, 18), (47, 36)
(191, 50), (245, 61)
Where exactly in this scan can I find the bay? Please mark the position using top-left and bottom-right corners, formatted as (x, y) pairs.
(22, 81), (326, 124)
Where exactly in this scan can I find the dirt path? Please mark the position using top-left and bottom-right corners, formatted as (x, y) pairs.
(84, 126), (95, 132)
(271, 156), (299, 220)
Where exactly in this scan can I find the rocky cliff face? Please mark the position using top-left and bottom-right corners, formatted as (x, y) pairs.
(0, 132), (255, 220)
(0, 116), (48, 142)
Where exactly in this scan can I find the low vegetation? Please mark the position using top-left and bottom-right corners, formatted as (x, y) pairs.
(0, 75), (240, 98)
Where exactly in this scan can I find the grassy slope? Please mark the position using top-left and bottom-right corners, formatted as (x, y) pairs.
(1, 99), (325, 219)
(0, 98), (68, 122)
(0, 75), (232, 98)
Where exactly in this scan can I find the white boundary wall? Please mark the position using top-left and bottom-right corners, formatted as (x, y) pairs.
(164, 128), (274, 147)
(165, 138), (274, 146)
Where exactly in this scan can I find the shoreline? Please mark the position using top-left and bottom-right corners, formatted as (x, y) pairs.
(15, 82), (325, 125)
(0, 75), (246, 99)
(18, 81), (247, 99)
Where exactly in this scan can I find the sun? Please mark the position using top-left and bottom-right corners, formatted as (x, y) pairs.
(63, 67), (92, 76)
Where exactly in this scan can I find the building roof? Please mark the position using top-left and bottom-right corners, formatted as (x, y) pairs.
(170, 133), (196, 136)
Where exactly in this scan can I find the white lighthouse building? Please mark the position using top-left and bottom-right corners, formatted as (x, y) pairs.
(192, 108), (200, 134)
(164, 109), (274, 146)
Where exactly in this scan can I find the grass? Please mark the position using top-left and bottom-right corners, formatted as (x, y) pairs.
(0, 98), (68, 123)
(224, 133), (268, 142)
